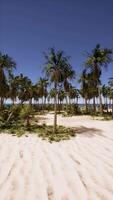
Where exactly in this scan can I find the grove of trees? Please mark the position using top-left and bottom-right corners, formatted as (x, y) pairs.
(0, 45), (113, 134)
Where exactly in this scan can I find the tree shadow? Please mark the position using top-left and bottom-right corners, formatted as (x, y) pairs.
(73, 126), (102, 138)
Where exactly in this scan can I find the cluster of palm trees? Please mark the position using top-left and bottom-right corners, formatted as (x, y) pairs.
(79, 44), (113, 114)
(0, 45), (113, 133)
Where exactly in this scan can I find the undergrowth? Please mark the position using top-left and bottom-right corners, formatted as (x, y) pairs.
(0, 122), (76, 142)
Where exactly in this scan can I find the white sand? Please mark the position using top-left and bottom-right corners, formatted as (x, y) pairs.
(0, 114), (113, 200)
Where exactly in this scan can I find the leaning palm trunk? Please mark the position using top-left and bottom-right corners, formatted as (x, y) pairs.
(53, 84), (57, 134)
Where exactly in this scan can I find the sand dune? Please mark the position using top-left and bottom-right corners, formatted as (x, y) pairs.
(0, 115), (113, 200)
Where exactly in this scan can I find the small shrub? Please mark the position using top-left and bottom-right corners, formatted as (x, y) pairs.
(19, 105), (34, 126)
(66, 104), (80, 115)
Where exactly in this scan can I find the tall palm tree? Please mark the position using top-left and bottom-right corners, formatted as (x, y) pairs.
(68, 86), (78, 104)
(37, 78), (48, 111)
(79, 70), (90, 113)
(49, 88), (56, 102)
(58, 89), (66, 112)
(17, 74), (33, 105)
(9, 75), (20, 105)
(85, 44), (113, 114)
(63, 64), (75, 111)
(33, 84), (40, 105)
(108, 78), (113, 116)
(102, 84), (110, 112)
(44, 48), (75, 133)
(0, 52), (16, 108)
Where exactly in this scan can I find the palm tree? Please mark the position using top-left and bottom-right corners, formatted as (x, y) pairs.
(86, 72), (98, 113)
(79, 70), (90, 113)
(0, 52), (16, 108)
(108, 78), (113, 116)
(63, 64), (75, 111)
(9, 75), (20, 105)
(33, 84), (40, 105)
(85, 44), (113, 114)
(44, 48), (75, 133)
(17, 74), (33, 105)
(49, 88), (56, 101)
(102, 84), (110, 112)
(58, 89), (66, 112)
(68, 86), (78, 104)
(37, 78), (48, 111)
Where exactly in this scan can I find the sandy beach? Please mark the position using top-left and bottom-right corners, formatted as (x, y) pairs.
(0, 114), (113, 200)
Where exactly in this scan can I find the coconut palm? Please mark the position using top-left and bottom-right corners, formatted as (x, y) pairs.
(68, 86), (78, 104)
(33, 84), (40, 105)
(102, 84), (110, 112)
(37, 78), (48, 110)
(9, 75), (20, 105)
(63, 64), (75, 111)
(58, 89), (66, 112)
(44, 48), (75, 133)
(79, 70), (90, 113)
(49, 88), (56, 101)
(0, 52), (16, 108)
(17, 74), (33, 105)
(86, 72), (98, 113)
(108, 78), (113, 116)
(85, 44), (113, 114)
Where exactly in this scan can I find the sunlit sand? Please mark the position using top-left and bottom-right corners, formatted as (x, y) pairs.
(0, 114), (113, 200)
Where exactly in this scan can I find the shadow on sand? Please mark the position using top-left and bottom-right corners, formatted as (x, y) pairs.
(73, 126), (102, 138)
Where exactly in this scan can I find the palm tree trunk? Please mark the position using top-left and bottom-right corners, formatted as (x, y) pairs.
(12, 99), (15, 105)
(106, 97), (108, 113)
(85, 97), (88, 113)
(65, 94), (68, 112)
(44, 97), (46, 110)
(69, 97), (71, 105)
(0, 97), (4, 109)
(53, 83), (57, 134)
(98, 86), (103, 114)
(93, 97), (96, 113)
(58, 99), (60, 113)
(42, 97), (44, 112)
(29, 98), (32, 105)
(112, 99), (113, 117)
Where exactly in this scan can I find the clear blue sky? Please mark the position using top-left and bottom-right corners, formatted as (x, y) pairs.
(1, 0), (113, 87)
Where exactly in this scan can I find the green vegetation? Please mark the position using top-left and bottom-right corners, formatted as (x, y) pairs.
(0, 45), (113, 141)
(0, 115), (76, 142)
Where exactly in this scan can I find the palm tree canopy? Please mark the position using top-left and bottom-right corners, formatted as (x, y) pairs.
(0, 52), (16, 78)
(44, 48), (75, 87)
(37, 77), (48, 98)
(85, 44), (113, 67)
(79, 69), (98, 99)
(0, 52), (16, 100)
(16, 74), (33, 102)
(85, 44), (113, 80)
